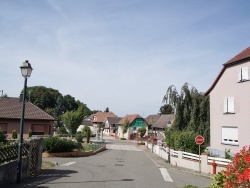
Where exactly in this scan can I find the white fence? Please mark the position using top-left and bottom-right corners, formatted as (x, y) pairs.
(146, 142), (232, 174)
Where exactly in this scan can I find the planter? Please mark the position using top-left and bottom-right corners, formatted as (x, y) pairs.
(42, 146), (106, 158)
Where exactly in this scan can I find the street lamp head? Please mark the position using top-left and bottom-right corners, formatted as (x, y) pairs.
(20, 60), (33, 78)
(167, 121), (171, 128)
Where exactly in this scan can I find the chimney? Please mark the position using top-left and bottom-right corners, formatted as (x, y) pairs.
(19, 93), (23, 102)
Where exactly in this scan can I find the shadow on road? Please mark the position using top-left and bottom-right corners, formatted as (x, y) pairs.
(1, 168), (77, 188)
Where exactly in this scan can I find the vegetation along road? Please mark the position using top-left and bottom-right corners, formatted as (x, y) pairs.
(4, 136), (212, 188)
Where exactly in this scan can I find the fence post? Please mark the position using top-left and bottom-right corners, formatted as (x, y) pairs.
(27, 140), (33, 177)
(37, 138), (43, 173)
(201, 152), (209, 174)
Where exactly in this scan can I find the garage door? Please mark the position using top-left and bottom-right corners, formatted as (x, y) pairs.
(31, 124), (45, 135)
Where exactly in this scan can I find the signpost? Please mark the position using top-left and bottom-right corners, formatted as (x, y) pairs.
(195, 135), (204, 173)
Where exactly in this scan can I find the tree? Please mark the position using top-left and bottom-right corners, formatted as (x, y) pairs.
(137, 126), (146, 138)
(26, 86), (61, 111)
(61, 106), (85, 135)
(122, 119), (130, 138)
(53, 95), (65, 128)
(159, 104), (173, 114)
(105, 107), (109, 112)
(162, 83), (210, 144)
(63, 94), (78, 112)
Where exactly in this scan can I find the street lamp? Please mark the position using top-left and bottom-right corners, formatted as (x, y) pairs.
(167, 121), (171, 164)
(17, 60), (33, 184)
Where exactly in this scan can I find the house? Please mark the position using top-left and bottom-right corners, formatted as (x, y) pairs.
(152, 114), (174, 141)
(0, 96), (55, 139)
(91, 112), (116, 133)
(103, 116), (122, 136)
(205, 45), (250, 156)
(145, 114), (161, 136)
(117, 114), (147, 140)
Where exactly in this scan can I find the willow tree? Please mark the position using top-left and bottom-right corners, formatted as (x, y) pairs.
(162, 82), (210, 143)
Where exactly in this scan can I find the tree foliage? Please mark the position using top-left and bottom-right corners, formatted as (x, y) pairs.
(159, 104), (173, 114)
(62, 106), (86, 135)
(137, 126), (146, 138)
(163, 83), (210, 144)
(122, 118), (130, 138)
(25, 86), (92, 125)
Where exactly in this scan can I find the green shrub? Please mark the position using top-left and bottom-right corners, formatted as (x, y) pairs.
(28, 129), (32, 138)
(208, 171), (225, 188)
(86, 128), (90, 143)
(120, 138), (126, 140)
(0, 128), (6, 143)
(75, 134), (83, 143)
(43, 136), (78, 153)
(12, 130), (17, 139)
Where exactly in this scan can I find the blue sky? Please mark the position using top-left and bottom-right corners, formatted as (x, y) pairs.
(1, 0), (250, 117)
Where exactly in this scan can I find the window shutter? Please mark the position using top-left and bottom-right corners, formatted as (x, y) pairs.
(228, 97), (234, 113)
(242, 67), (249, 80)
(238, 68), (242, 81)
(224, 98), (228, 113)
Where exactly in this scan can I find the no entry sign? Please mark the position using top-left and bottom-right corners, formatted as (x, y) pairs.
(195, 135), (204, 145)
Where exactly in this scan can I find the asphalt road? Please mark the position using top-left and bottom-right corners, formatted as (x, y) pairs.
(3, 136), (212, 188)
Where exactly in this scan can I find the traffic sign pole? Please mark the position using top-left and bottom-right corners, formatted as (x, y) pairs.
(195, 135), (204, 173)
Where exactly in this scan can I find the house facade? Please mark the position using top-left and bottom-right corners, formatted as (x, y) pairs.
(91, 112), (116, 133)
(103, 117), (122, 136)
(145, 114), (160, 136)
(117, 114), (147, 140)
(206, 46), (250, 156)
(0, 97), (55, 139)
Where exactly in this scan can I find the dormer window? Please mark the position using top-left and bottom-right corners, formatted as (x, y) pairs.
(238, 67), (249, 82)
(224, 97), (235, 114)
(94, 116), (97, 121)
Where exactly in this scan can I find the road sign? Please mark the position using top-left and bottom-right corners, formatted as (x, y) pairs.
(195, 135), (204, 145)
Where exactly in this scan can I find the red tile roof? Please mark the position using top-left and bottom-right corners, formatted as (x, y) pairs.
(0, 97), (55, 120)
(117, 114), (143, 125)
(92, 112), (116, 123)
(225, 46), (250, 65)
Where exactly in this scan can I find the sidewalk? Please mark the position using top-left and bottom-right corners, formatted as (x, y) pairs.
(136, 144), (213, 179)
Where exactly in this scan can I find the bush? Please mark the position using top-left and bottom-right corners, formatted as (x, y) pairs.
(12, 130), (17, 139)
(0, 128), (6, 143)
(223, 146), (250, 187)
(75, 134), (83, 143)
(43, 136), (78, 153)
(120, 138), (126, 140)
(28, 129), (32, 138)
(166, 130), (206, 154)
(208, 172), (225, 188)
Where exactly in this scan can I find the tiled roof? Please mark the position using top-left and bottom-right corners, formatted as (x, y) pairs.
(117, 114), (143, 125)
(145, 114), (161, 125)
(225, 46), (250, 65)
(152, 114), (174, 129)
(92, 112), (116, 123)
(0, 97), (55, 120)
(106, 117), (122, 124)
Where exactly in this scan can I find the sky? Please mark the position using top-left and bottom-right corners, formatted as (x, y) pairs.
(1, 0), (250, 118)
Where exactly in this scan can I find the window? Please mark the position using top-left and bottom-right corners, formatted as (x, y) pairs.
(238, 67), (249, 82)
(94, 116), (97, 121)
(224, 97), (235, 114)
(222, 127), (238, 145)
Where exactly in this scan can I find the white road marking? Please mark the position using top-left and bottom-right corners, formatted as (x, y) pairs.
(143, 151), (174, 182)
(159, 168), (174, 182)
(61, 162), (76, 166)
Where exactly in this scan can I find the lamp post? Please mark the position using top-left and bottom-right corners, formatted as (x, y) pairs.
(17, 60), (33, 184)
(167, 121), (171, 164)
